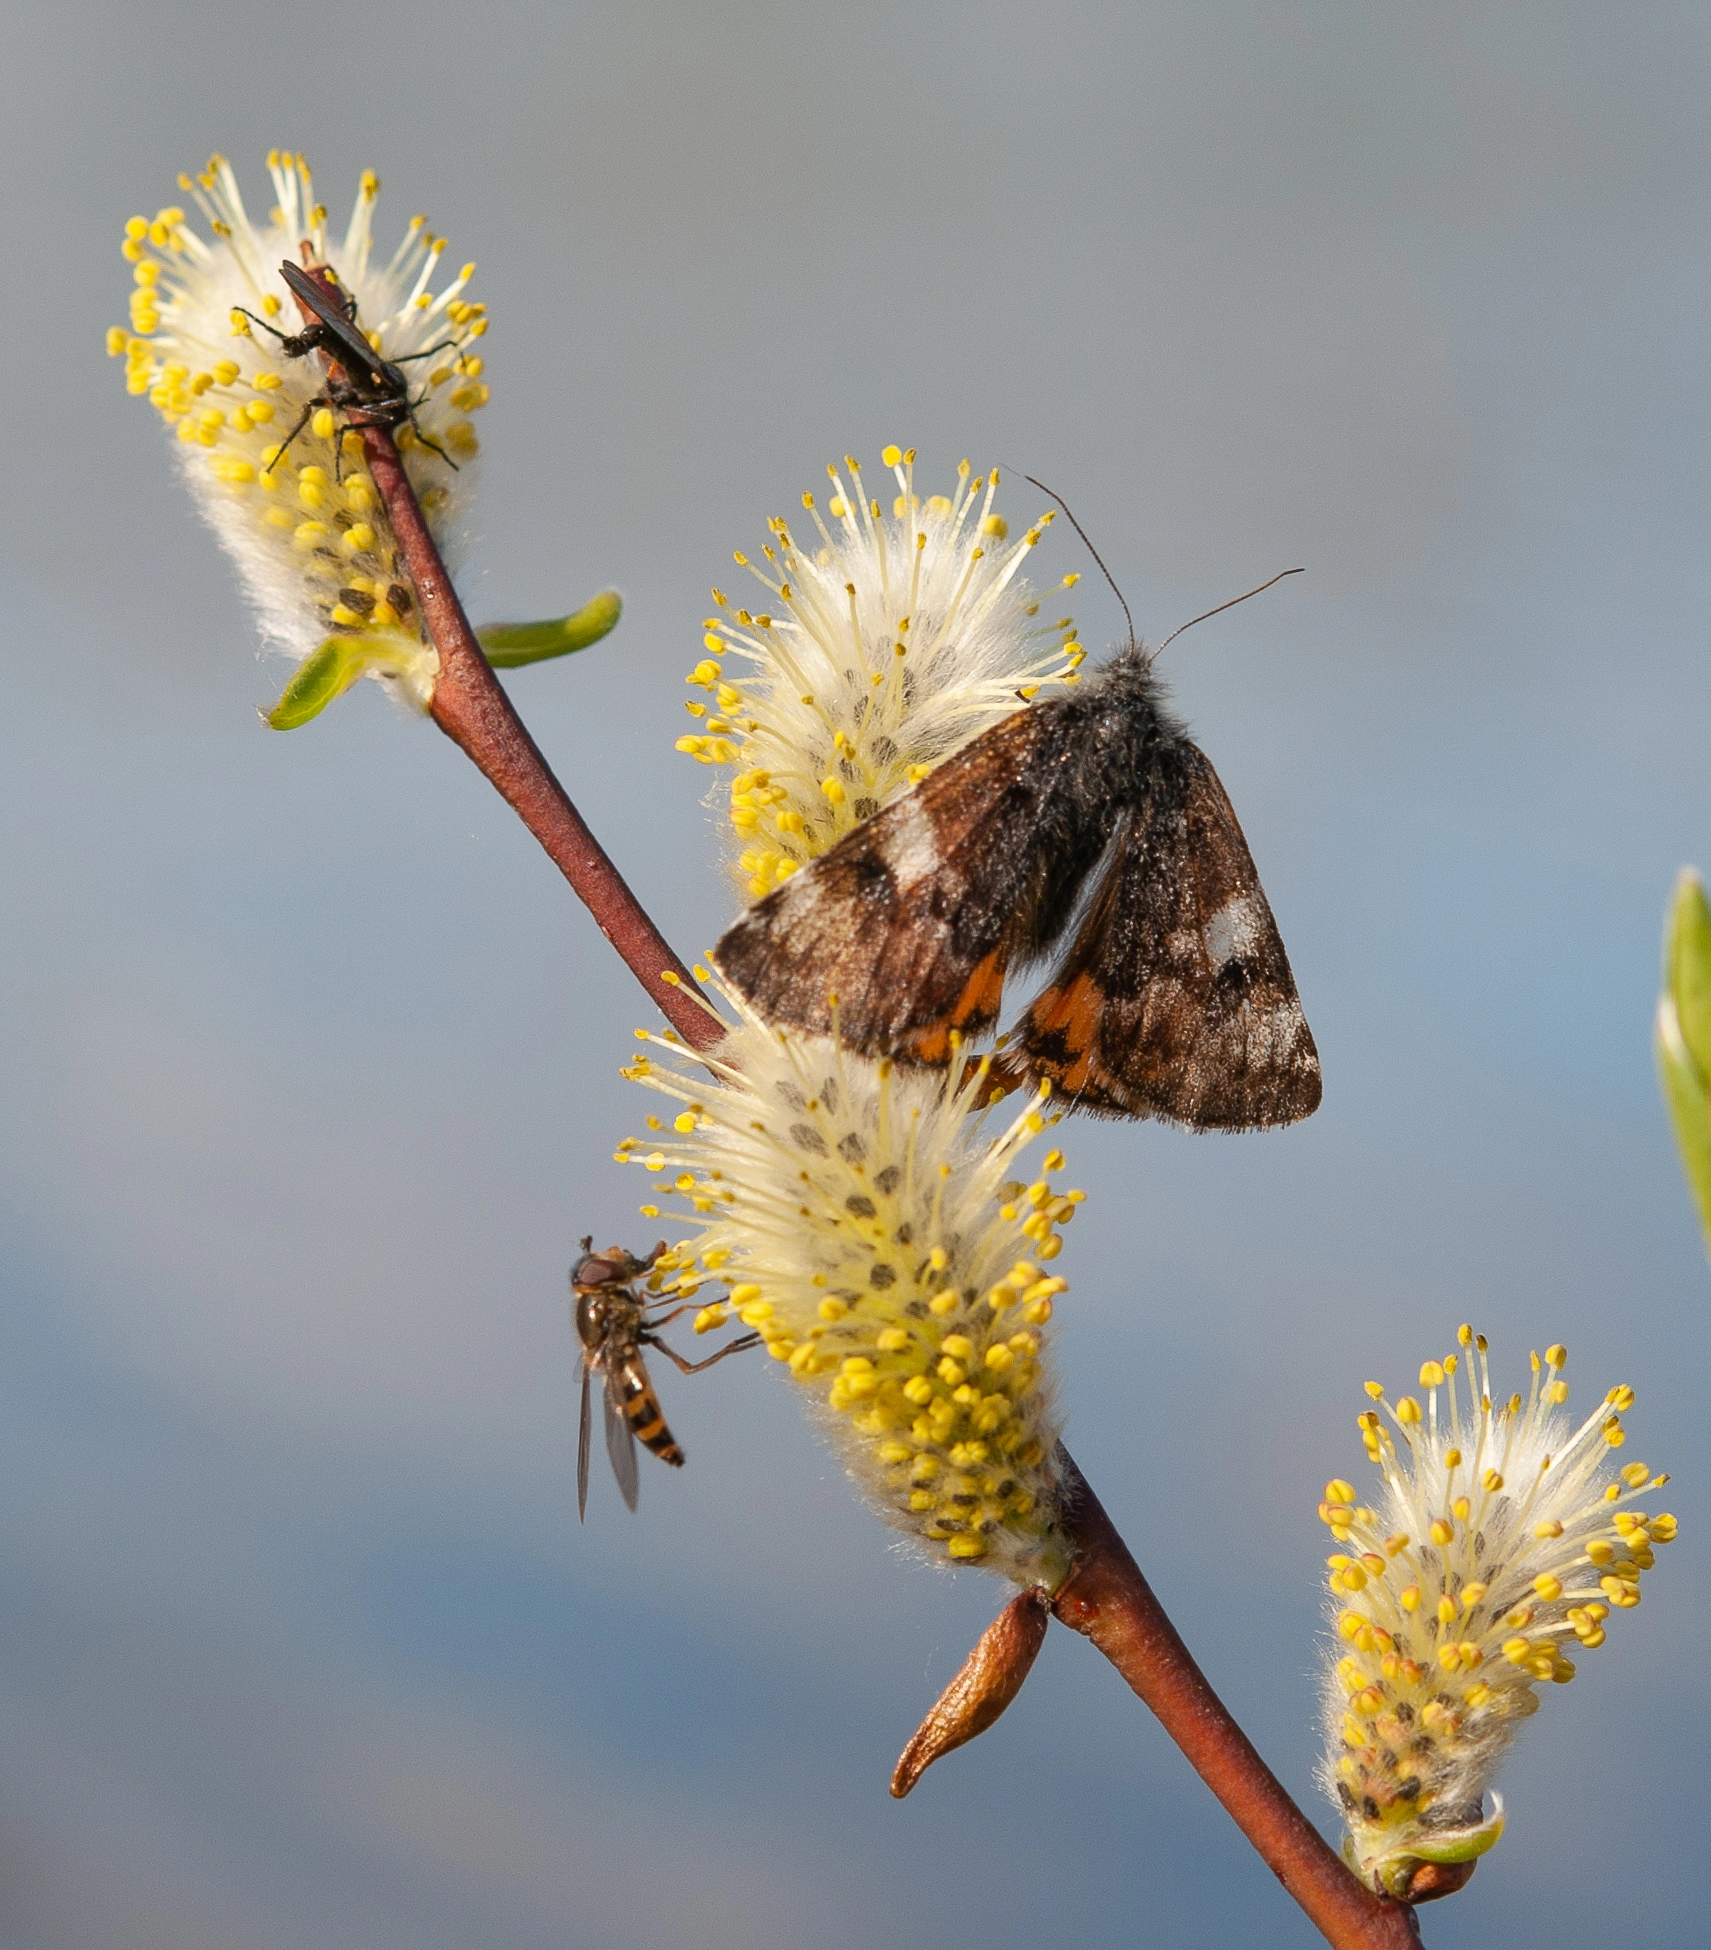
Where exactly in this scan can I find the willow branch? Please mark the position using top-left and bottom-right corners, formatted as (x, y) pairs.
(1049, 1450), (1425, 1950)
(360, 436), (1423, 1945)
(361, 423), (722, 1052)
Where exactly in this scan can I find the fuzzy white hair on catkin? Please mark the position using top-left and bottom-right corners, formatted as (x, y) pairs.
(622, 1007), (1077, 1583)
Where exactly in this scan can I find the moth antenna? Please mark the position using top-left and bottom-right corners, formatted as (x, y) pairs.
(1021, 473), (1137, 654)
(1151, 568), (1304, 662)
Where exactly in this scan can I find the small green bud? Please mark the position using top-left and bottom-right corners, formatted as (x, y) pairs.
(478, 589), (622, 668)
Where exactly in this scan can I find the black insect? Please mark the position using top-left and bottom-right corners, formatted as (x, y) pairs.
(234, 257), (460, 476)
(570, 1238), (759, 1519)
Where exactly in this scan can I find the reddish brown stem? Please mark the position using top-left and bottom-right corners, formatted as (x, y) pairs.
(360, 423), (723, 1052)
(1050, 1449), (1423, 1950)
(334, 365), (1414, 1944)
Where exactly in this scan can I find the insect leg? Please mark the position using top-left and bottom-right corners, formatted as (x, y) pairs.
(641, 1331), (762, 1375)
(262, 395), (322, 478)
(402, 400), (459, 472)
(639, 1301), (698, 1328)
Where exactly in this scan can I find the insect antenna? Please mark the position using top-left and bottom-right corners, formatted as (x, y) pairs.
(1021, 473), (1137, 653)
(389, 336), (462, 366)
(1151, 567), (1304, 662)
(232, 305), (297, 347)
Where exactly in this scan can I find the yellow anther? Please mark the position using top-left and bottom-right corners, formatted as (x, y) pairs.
(1396, 1397), (1421, 1424)
(1399, 1586), (1421, 1611)
(1364, 1381), (1384, 1399)
(1429, 1518), (1455, 1546)
(1533, 1573), (1564, 1601)
(1419, 1361), (1445, 1388)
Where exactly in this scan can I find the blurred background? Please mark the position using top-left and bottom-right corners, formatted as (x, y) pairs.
(2, 4), (1707, 1944)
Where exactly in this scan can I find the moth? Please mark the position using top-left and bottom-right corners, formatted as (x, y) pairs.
(570, 1239), (757, 1519)
(711, 556), (1321, 1131)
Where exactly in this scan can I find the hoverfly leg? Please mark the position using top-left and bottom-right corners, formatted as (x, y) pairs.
(641, 1330), (762, 1376)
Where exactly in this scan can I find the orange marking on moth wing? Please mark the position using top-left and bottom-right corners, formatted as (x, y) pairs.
(900, 1023), (953, 1063)
(1030, 971), (1103, 1053)
(1057, 1052), (1093, 1094)
(949, 949), (1008, 1029)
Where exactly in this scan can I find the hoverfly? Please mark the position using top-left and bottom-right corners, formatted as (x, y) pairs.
(233, 256), (461, 476)
(570, 1238), (759, 1520)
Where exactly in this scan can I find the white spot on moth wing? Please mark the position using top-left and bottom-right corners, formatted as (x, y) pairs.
(880, 793), (942, 893)
(1237, 996), (1311, 1065)
(1203, 892), (1266, 969)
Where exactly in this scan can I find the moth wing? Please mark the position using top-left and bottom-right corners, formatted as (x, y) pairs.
(577, 1358), (594, 1522)
(604, 1370), (641, 1512)
(712, 705), (1090, 1058)
(1012, 744), (1321, 1128)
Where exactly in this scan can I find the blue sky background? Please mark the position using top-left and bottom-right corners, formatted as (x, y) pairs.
(2, 4), (1707, 1944)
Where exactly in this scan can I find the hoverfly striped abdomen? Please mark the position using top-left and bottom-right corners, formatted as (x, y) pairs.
(614, 1357), (684, 1466)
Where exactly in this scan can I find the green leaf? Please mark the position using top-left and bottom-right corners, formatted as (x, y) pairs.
(265, 634), (438, 729)
(1657, 868), (1711, 1257)
(478, 589), (622, 668)
(1663, 867), (1711, 1074)
(265, 637), (373, 729)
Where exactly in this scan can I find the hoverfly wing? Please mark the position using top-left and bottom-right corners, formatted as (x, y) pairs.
(713, 702), (1106, 1061)
(1008, 743), (1320, 1128)
(604, 1371), (641, 1512)
(577, 1358), (594, 1523)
